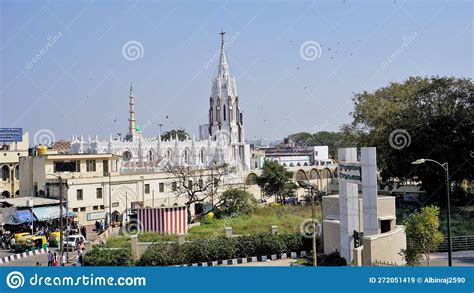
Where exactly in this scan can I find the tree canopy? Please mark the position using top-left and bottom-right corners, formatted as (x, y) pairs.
(257, 160), (297, 202)
(346, 76), (473, 204)
(161, 128), (189, 141)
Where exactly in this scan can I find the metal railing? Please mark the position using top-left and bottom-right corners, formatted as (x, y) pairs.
(437, 235), (474, 252)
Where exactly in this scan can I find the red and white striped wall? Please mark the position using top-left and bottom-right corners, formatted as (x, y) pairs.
(137, 206), (188, 235)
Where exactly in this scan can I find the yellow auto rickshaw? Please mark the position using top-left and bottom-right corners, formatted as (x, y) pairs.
(15, 235), (48, 252)
(14, 232), (31, 241)
(48, 232), (61, 247)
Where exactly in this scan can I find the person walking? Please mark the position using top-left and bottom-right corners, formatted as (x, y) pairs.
(47, 251), (53, 266)
(53, 253), (59, 266)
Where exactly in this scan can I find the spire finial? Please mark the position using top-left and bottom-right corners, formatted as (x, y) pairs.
(129, 84), (133, 96)
(220, 29), (226, 49)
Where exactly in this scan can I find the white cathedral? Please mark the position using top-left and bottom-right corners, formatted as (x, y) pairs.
(69, 32), (251, 171)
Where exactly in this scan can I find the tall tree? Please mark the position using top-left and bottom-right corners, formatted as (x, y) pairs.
(401, 205), (444, 266)
(161, 128), (189, 141)
(347, 76), (473, 205)
(257, 160), (297, 203)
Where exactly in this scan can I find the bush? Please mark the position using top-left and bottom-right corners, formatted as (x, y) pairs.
(138, 232), (308, 266)
(318, 251), (347, 266)
(84, 247), (133, 266)
(215, 188), (258, 218)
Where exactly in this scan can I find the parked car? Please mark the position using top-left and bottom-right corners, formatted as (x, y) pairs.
(63, 235), (86, 251)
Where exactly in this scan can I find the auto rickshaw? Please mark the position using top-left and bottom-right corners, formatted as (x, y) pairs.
(15, 235), (48, 252)
(48, 232), (61, 247)
(14, 232), (31, 241)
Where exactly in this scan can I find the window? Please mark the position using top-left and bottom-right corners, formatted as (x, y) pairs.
(93, 206), (99, 210)
(184, 149), (189, 164)
(148, 150), (154, 162)
(198, 179), (204, 188)
(80, 207), (86, 212)
(100, 205), (105, 209)
(86, 160), (96, 172)
(123, 151), (132, 161)
(223, 104), (226, 121)
(54, 161), (79, 172)
(381, 220), (391, 233)
(72, 208), (79, 212)
(96, 188), (102, 199)
(159, 183), (164, 193)
(213, 178), (219, 188)
(188, 180), (193, 190)
(77, 189), (83, 201)
(145, 184), (150, 194)
(171, 181), (177, 192)
(200, 149), (205, 164)
(1, 165), (9, 181)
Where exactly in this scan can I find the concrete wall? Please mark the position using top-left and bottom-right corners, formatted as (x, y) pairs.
(323, 219), (340, 254)
(362, 226), (406, 266)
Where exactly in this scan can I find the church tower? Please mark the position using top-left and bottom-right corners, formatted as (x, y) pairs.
(208, 30), (245, 143)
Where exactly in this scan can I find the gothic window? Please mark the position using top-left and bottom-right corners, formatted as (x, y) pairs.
(123, 151), (132, 161)
(148, 150), (154, 162)
(223, 105), (226, 121)
(200, 149), (205, 164)
(166, 149), (173, 161)
(14, 164), (19, 180)
(183, 149), (190, 164)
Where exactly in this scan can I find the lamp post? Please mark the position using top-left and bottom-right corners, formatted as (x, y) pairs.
(412, 158), (452, 266)
(297, 180), (318, 267)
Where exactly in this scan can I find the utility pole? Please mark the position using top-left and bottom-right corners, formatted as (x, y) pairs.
(59, 176), (64, 266)
(108, 172), (112, 227)
(311, 187), (317, 267)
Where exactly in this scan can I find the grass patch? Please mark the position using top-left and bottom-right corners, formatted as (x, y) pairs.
(107, 205), (320, 248)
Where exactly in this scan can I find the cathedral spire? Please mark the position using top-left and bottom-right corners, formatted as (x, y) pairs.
(218, 29), (229, 78)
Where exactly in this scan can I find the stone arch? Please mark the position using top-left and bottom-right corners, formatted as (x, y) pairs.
(1, 190), (10, 198)
(165, 148), (173, 161)
(15, 190), (20, 196)
(309, 169), (320, 180)
(112, 185), (139, 216)
(321, 168), (332, 179)
(245, 173), (258, 185)
(295, 170), (308, 181)
(14, 164), (19, 180)
(147, 149), (155, 162)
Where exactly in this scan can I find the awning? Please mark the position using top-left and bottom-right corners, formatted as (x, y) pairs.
(4, 209), (37, 225)
(32, 206), (75, 221)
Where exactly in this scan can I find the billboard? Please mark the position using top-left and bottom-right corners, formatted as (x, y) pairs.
(0, 128), (23, 143)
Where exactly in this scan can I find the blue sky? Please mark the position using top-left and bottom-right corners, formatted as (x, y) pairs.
(0, 0), (472, 145)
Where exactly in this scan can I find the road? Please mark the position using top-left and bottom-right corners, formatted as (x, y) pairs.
(0, 248), (80, 267)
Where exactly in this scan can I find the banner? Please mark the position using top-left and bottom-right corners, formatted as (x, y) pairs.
(0, 267), (471, 293)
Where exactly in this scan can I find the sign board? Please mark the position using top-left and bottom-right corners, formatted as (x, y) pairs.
(338, 163), (362, 184)
(87, 211), (106, 221)
(112, 202), (120, 208)
(0, 128), (22, 143)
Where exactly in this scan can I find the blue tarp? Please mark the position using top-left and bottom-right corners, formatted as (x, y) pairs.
(32, 206), (75, 221)
(4, 209), (37, 225)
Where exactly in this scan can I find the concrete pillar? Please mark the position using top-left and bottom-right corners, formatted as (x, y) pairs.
(130, 235), (138, 260)
(361, 147), (378, 236)
(271, 225), (278, 235)
(177, 233), (185, 245)
(225, 227), (232, 238)
(338, 147), (360, 264)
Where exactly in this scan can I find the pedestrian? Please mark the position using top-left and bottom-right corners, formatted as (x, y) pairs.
(47, 251), (53, 266)
(53, 253), (59, 266)
(62, 254), (66, 266)
(36, 262), (41, 266)
(9, 237), (15, 252)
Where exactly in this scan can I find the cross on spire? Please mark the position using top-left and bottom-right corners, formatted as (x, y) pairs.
(220, 29), (226, 49)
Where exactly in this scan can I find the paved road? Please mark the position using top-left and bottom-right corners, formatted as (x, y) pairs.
(0, 248), (81, 267)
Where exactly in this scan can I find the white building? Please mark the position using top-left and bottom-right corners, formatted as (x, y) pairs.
(1, 132), (29, 198)
(69, 31), (250, 172)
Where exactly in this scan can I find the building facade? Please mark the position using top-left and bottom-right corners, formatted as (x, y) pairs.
(1, 132), (29, 198)
(69, 32), (250, 172)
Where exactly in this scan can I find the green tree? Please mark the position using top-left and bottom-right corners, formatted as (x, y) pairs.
(347, 76), (473, 205)
(213, 188), (258, 218)
(161, 128), (189, 141)
(401, 205), (444, 266)
(257, 160), (297, 203)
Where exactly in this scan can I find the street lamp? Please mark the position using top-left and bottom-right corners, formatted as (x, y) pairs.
(297, 180), (319, 267)
(412, 158), (452, 266)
